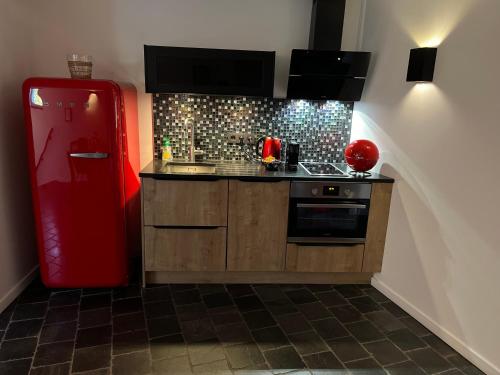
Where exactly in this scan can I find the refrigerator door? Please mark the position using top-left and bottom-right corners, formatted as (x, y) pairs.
(23, 78), (127, 287)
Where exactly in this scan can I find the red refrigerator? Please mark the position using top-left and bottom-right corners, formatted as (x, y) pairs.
(22, 78), (141, 288)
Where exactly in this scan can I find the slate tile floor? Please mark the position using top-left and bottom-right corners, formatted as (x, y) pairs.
(0, 279), (484, 375)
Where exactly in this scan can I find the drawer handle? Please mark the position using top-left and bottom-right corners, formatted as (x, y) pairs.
(152, 225), (220, 230)
(296, 203), (366, 209)
(238, 178), (286, 183)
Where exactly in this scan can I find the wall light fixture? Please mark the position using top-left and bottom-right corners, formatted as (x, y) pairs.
(406, 47), (437, 82)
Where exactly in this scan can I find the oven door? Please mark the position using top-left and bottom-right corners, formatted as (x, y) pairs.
(287, 199), (370, 244)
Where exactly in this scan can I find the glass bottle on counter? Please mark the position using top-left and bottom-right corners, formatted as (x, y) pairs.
(161, 136), (173, 162)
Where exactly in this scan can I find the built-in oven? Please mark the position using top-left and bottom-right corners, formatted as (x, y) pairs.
(288, 181), (372, 244)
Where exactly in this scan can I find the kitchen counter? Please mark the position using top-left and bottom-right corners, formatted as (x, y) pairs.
(139, 160), (394, 183)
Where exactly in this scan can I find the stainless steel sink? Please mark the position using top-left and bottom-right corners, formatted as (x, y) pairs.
(162, 161), (216, 174)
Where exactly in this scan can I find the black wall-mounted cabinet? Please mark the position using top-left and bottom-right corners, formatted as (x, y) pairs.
(144, 45), (275, 97)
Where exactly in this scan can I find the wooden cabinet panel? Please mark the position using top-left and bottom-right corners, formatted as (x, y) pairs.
(143, 179), (228, 226)
(362, 183), (393, 272)
(286, 244), (364, 272)
(144, 227), (226, 271)
(227, 180), (290, 271)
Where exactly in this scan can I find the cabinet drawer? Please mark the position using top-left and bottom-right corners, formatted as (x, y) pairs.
(144, 227), (226, 272)
(286, 244), (364, 272)
(142, 179), (228, 226)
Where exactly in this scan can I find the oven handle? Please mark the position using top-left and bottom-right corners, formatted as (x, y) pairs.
(288, 237), (366, 244)
(296, 203), (367, 209)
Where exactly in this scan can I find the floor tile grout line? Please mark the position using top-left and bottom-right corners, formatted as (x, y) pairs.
(341, 354), (374, 364)
(25, 288), (70, 371)
(111, 281), (154, 375)
(272, 286), (326, 369)
(25, 290), (47, 371)
(167, 283), (197, 373)
(294, 288), (350, 370)
(380, 358), (413, 368)
(254, 283), (342, 371)
(354, 294), (442, 359)
(67, 290), (82, 374)
(30, 361), (71, 371)
(250, 284), (307, 369)
(1, 301), (20, 342)
(390, 346), (460, 375)
(306, 285), (406, 372)
(72, 365), (109, 375)
(80, 290), (111, 297)
(0, 357), (37, 364)
(192, 356), (233, 372)
(220, 284), (266, 372)
(360, 339), (413, 368)
(360, 335), (411, 361)
(403, 343), (434, 354)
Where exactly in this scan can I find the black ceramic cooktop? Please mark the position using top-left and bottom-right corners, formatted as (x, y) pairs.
(300, 162), (348, 176)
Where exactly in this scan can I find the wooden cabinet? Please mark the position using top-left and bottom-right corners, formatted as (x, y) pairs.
(144, 227), (226, 271)
(227, 180), (290, 271)
(362, 183), (393, 272)
(142, 179), (228, 226)
(140, 176), (393, 284)
(286, 244), (364, 272)
(141, 178), (228, 283)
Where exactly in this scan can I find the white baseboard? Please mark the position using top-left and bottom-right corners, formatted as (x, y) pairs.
(371, 276), (499, 375)
(0, 266), (39, 313)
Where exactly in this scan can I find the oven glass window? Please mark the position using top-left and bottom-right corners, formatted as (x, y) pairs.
(288, 199), (369, 240)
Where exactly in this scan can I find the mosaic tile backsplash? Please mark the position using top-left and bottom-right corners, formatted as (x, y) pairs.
(152, 94), (353, 162)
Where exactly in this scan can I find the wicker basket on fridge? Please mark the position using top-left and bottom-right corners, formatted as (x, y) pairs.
(67, 54), (93, 79)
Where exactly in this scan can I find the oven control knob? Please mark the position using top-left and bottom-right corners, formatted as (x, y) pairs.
(311, 188), (319, 196)
(344, 188), (352, 197)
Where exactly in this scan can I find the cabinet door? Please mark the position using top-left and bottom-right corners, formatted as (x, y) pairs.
(286, 244), (364, 272)
(362, 183), (393, 272)
(227, 180), (290, 271)
(142, 179), (228, 226)
(144, 227), (226, 271)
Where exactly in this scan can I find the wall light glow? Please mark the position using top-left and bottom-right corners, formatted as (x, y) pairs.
(422, 36), (443, 48)
(400, 83), (452, 122)
(392, 0), (473, 47)
(413, 82), (437, 92)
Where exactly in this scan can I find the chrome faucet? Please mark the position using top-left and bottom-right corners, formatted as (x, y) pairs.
(186, 117), (203, 162)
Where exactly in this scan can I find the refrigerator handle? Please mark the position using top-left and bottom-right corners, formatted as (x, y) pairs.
(69, 152), (109, 159)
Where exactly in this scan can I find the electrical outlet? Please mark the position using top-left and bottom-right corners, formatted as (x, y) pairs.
(226, 132), (254, 145)
(226, 132), (239, 144)
(242, 133), (255, 144)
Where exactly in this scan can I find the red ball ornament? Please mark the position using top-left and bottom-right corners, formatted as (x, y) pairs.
(344, 139), (380, 172)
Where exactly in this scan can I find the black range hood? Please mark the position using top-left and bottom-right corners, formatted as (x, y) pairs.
(287, 0), (371, 101)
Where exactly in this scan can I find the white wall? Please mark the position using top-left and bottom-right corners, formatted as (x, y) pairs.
(26, 0), (312, 167)
(0, 1), (39, 310)
(352, 0), (500, 373)
(342, 0), (365, 50)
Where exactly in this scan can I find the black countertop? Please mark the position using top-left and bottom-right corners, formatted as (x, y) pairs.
(140, 160), (394, 183)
